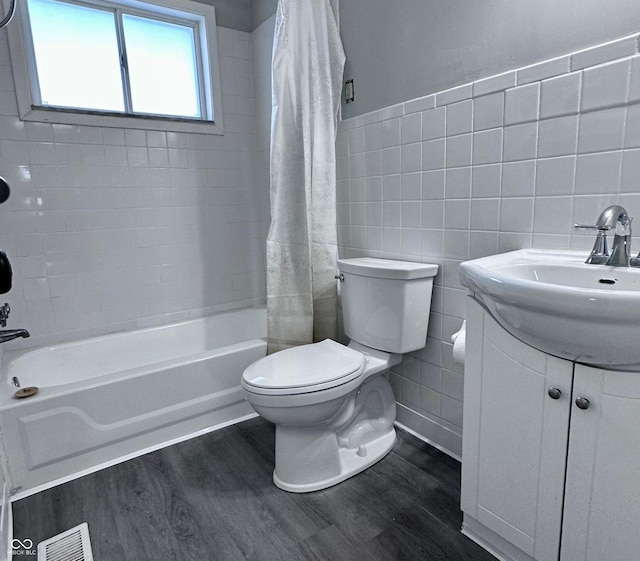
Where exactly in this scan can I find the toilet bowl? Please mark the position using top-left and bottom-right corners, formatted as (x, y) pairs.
(242, 257), (438, 493)
(242, 339), (401, 492)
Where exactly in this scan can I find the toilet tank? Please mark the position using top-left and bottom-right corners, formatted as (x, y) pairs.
(337, 257), (438, 354)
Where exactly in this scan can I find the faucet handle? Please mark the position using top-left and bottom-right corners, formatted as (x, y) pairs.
(574, 224), (611, 231)
(0, 302), (9, 327)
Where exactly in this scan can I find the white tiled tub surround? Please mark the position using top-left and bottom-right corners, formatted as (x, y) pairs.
(336, 34), (640, 457)
(0, 26), (270, 350)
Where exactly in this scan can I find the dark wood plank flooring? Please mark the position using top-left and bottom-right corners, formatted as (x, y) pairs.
(12, 418), (495, 560)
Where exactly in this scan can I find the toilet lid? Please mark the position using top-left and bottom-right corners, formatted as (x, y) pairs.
(242, 339), (365, 394)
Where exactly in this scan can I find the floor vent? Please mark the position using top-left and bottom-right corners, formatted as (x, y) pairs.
(37, 523), (94, 561)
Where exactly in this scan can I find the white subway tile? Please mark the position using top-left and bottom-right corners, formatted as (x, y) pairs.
(401, 142), (422, 172)
(377, 103), (404, 121)
(502, 160), (536, 197)
(473, 92), (504, 131)
(446, 100), (473, 136)
(446, 134), (473, 168)
(382, 147), (401, 174)
(444, 199), (470, 229)
(383, 174), (401, 200)
(571, 35), (638, 71)
(404, 95), (435, 115)
(422, 170), (445, 199)
(625, 103), (640, 148)
(503, 122), (538, 162)
(441, 368), (464, 399)
(533, 196), (574, 234)
(125, 129), (147, 146)
(401, 203), (421, 228)
(630, 57), (640, 103)
(505, 83), (540, 125)
(500, 197), (534, 233)
(436, 84), (473, 107)
(365, 150), (382, 176)
(22, 277), (50, 300)
(421, 229), (444, 258)
(575, 151), (622, 194)
(538, 115), (578, 158)
(472, 163), (502, 198)
(401, 172), (422, 199)
(445, 167), (472, 199)
(421, 360), (442, 391)
(536, 156), (576, 196)
(420, 386), (442, 416)
(473, 129), (503, 165)
(401, 113), (422, 144)
(25, 122), (53, 142)
(364, 123), (382, 151)
(381, 118), (400, 147)
(471, 198), (500, 230)
(517, 56), (571, 85)
(540, 72), (581, 119)
(382, 201), (401, 228)
(470, 231), (499, 258)
(422, 107), (446, 140)
(443, 230), (469, 259)
(421, 200), (444, 229)
(474, 71), (516, 96)
(581, 59), (631, 111)
(578, 107), (626, 153)
(365, 203), (382, 226)
(620, 149), (640, 192)
(422, 138), (445, 171)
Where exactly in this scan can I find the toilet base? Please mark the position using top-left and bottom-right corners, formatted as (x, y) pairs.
(273, 426), (396, 493)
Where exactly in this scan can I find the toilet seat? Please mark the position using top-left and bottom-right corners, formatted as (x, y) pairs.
(242, 339), (365, 396)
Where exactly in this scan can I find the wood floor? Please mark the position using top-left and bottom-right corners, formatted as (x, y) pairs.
(12, 417), (495, 560)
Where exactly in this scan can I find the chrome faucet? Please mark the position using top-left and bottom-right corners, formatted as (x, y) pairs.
(0, 329), (29, 343)
(575, 205), (634, 266)
(607, 210), (632, 266)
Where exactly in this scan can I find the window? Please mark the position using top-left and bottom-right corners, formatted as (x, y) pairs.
(8, 0), (223, 133)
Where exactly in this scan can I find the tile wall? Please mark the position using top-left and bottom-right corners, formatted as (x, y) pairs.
(0, 26), (269, 350)
(336, 34), (640, 457)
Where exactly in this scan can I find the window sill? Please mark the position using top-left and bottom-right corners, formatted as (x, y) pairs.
(21, 105), (224, 135)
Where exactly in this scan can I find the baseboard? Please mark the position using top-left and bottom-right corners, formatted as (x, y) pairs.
(395, 403), (462, 460)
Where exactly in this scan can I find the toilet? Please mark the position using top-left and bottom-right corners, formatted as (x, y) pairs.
(241, 257), (438, 492)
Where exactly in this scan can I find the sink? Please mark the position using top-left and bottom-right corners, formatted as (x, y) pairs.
(459, 249), (640, 370)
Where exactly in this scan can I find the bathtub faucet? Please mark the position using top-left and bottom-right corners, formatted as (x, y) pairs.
(0, 329), (29, 343)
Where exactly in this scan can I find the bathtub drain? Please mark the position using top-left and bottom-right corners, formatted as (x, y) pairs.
(13, 386), (38, 399)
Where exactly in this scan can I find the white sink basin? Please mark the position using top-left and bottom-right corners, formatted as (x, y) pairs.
(459, 249), (640, 370)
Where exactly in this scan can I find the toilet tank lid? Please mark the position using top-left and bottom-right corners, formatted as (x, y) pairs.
(338, 257), (438, 280)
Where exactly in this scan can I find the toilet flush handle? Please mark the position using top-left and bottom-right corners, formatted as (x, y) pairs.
(334, 273), (344, 282)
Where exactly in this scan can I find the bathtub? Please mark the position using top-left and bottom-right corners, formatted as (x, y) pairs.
(0, 307), (266, 497)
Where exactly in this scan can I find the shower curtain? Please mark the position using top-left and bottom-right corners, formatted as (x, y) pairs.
(266, 0), (346, 353)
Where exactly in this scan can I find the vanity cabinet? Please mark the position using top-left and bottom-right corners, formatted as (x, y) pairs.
(461, 298), (640, 561)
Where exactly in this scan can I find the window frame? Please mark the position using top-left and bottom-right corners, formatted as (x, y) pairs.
(6, 0), (224, 134)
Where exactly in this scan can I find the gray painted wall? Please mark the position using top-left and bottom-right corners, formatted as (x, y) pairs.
(251, 0), (278, 31)
(340, 0), (640, 118)
(196, 0), (252, 31)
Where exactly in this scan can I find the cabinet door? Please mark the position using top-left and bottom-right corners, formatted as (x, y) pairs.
(561, 364), (640, 561)
(462, 299), (573, 561)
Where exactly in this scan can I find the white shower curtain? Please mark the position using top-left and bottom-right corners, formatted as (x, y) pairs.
(266, 0), (346, 353)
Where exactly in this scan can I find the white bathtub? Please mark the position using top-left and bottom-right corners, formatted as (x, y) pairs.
(0, 307), (266, 497)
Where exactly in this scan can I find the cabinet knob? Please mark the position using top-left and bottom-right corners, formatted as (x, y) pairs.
(548, 388), (562, 400)
(575, 397), (590, 410)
